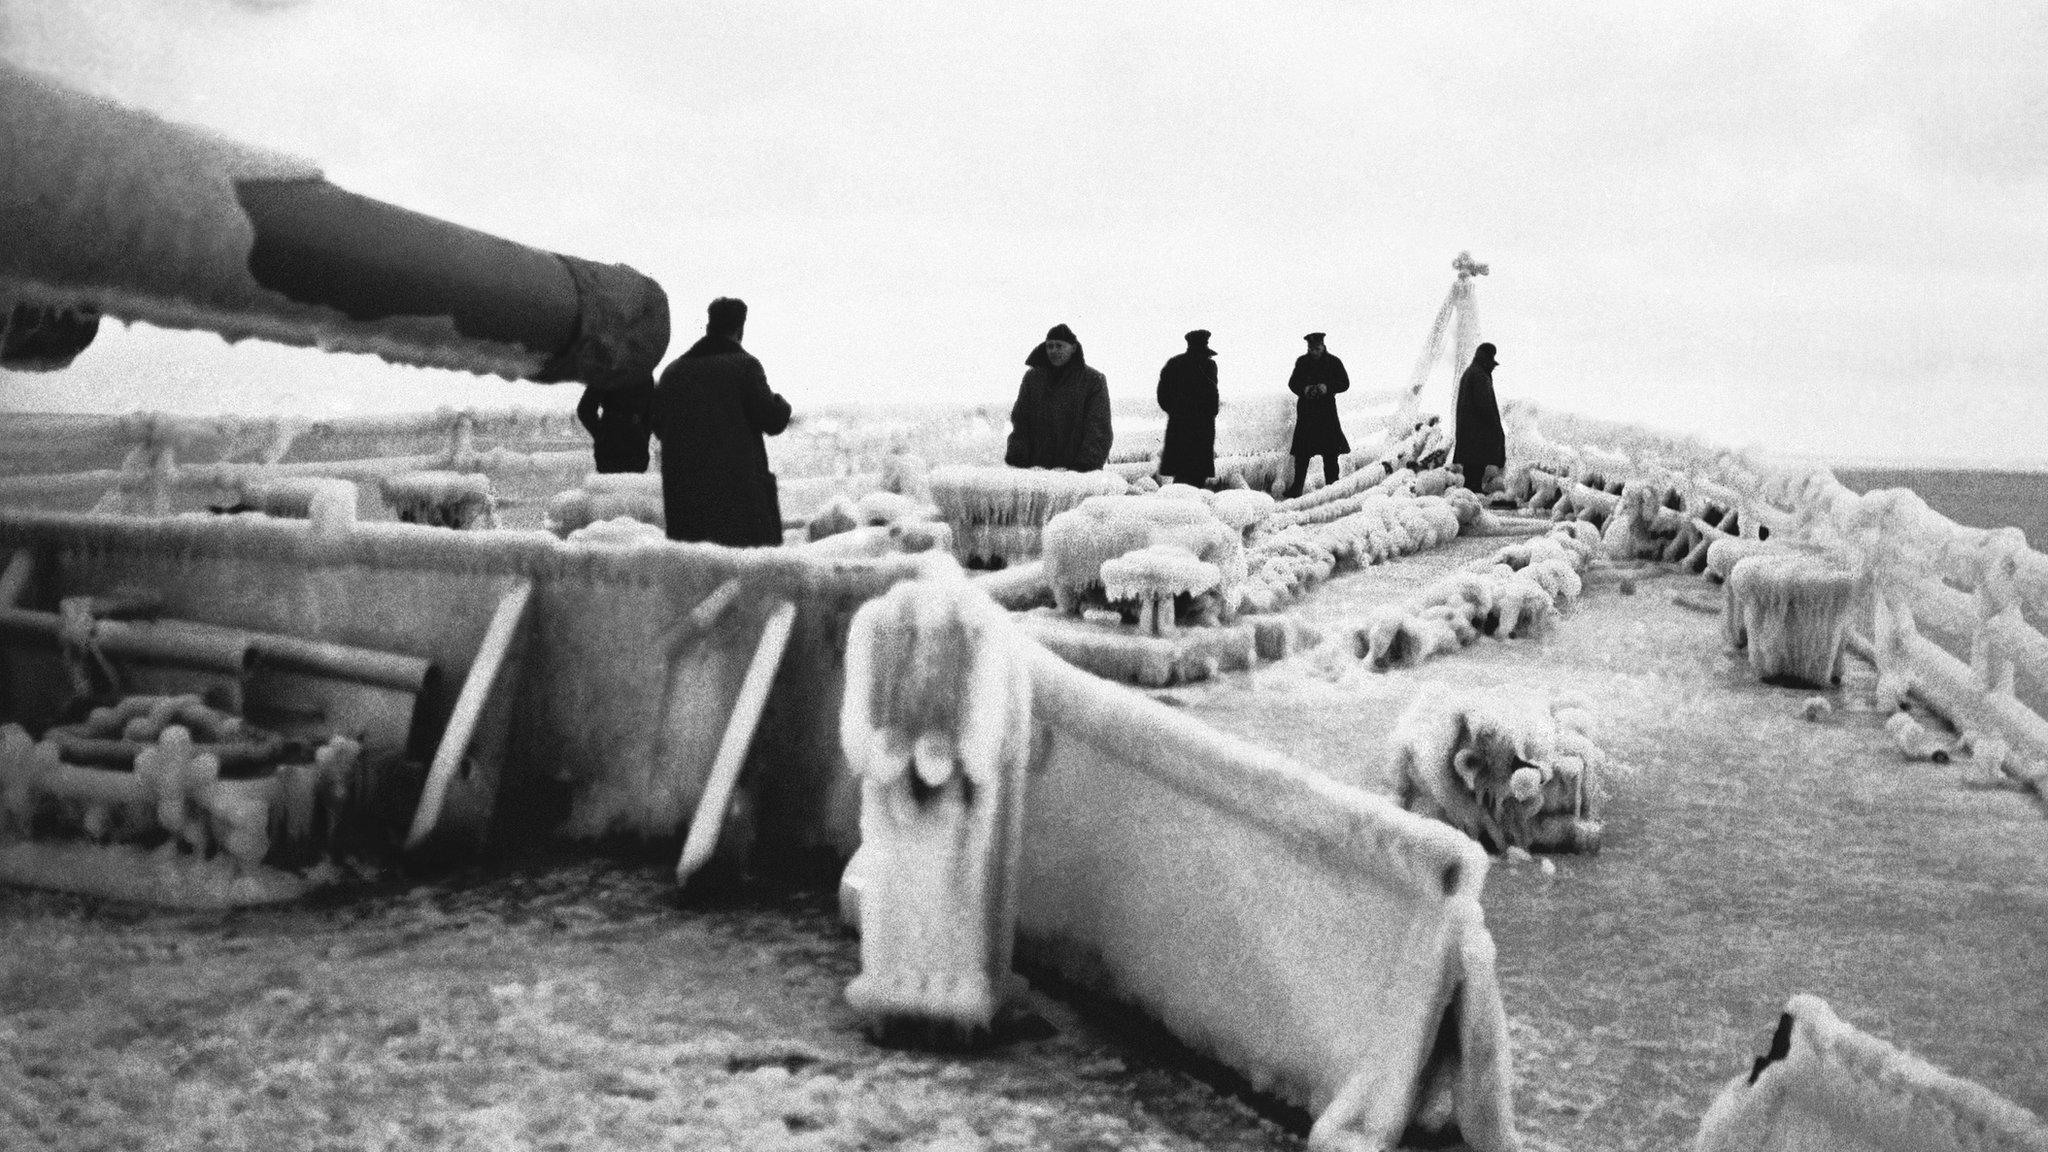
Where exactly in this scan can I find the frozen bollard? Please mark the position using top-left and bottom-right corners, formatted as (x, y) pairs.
(840, 566), (1036, 1043)
(1723, 552), (1859, 688)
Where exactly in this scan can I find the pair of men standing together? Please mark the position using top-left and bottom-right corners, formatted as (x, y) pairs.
(1154, 330), (1346, 496)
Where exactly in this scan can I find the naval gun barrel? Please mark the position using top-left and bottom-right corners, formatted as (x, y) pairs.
(0, 62), (668, 388)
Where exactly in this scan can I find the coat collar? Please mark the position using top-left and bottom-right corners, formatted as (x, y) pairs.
(682, 334), (745, 359)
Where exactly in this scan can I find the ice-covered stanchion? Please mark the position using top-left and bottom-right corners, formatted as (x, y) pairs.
(839, 564), (1037, 1040)
(379, 470), (498, 529)
(1696, 995), (2048, 1152)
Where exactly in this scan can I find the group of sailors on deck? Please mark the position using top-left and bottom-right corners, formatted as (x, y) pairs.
(577, 299), (1507, 548)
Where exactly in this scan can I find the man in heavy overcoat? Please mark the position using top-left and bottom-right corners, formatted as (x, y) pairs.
(1005, 323), (1113, 472)
(1284, 332), (1350, 498)
(1453, 342), (1505, 492)
(652, 297), (793, 546)
(576, 376), (654, 474)
(1156, 329), (1219, 487)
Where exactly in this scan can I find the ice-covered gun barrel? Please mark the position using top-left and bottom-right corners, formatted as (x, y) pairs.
(0, 62), (668, 388)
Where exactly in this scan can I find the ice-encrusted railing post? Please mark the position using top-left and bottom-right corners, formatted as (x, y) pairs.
(840, 561), (1036, 1041)
(1971, 534), (2023, 704)
(89, 416), (180, 517)
(444, 410), (478, 471)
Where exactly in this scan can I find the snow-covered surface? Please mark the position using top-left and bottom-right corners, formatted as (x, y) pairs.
(1153, 534), (2048, 1150)
(0, 863), (1305, 1152)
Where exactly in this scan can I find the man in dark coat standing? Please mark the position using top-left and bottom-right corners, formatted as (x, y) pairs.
(1453, 342), (1505, 492)
(1156, 329), (1219, 487)
(652, 297), (793, 546)
(1284, 332), (1350, 498)
(1005, 323), (1113, 472)
(576, 376), (654, 473)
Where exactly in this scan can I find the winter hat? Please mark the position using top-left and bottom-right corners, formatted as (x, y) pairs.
(1045, 323), (1080, 345)
(1185, 329), (1211, 346)
(1474, 342), (1498, 365)
(1304, 332), (1326, 344)
(707, 296), (748, 334)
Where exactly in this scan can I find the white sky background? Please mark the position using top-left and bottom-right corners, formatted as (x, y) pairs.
(2, 0), (2045, 464)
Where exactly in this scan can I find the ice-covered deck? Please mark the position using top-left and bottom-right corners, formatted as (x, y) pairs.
(1164, 533), (2048, 1149)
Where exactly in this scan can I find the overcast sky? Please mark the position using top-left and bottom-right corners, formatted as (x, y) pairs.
(3, 0), (2044, 464)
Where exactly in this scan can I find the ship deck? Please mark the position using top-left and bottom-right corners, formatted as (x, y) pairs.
(1173, 533), (2048, 1149)
(0, 536), (2043, 1152)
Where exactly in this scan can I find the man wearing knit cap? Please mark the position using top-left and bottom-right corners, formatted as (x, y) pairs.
(1283, 331), (1350, 498)
(1005, 323), (1113, 472)
(1156, 329), (1219, 487)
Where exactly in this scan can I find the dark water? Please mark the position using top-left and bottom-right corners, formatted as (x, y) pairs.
(1832, 466), (2048, 551)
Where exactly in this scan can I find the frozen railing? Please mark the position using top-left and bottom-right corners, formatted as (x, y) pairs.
(0, 391), (1414, 528)
(1506, 400), (2048, 798)
(0, 409), (592, 527)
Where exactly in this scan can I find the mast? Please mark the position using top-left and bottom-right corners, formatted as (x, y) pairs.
(1389, 251), (1488, 432)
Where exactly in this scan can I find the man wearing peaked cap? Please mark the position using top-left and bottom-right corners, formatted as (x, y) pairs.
(1005, 323), (1113, 472)
(1156, 329), (1219, 487)
(1284, 331), (1350, 498)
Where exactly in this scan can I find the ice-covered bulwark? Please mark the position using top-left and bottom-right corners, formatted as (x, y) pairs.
(0, 509), (923, 852)
(1017, 638), (1514, 1150)
(842, 570), (1514, 1147)
(1696, 995), (2048, 1152)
